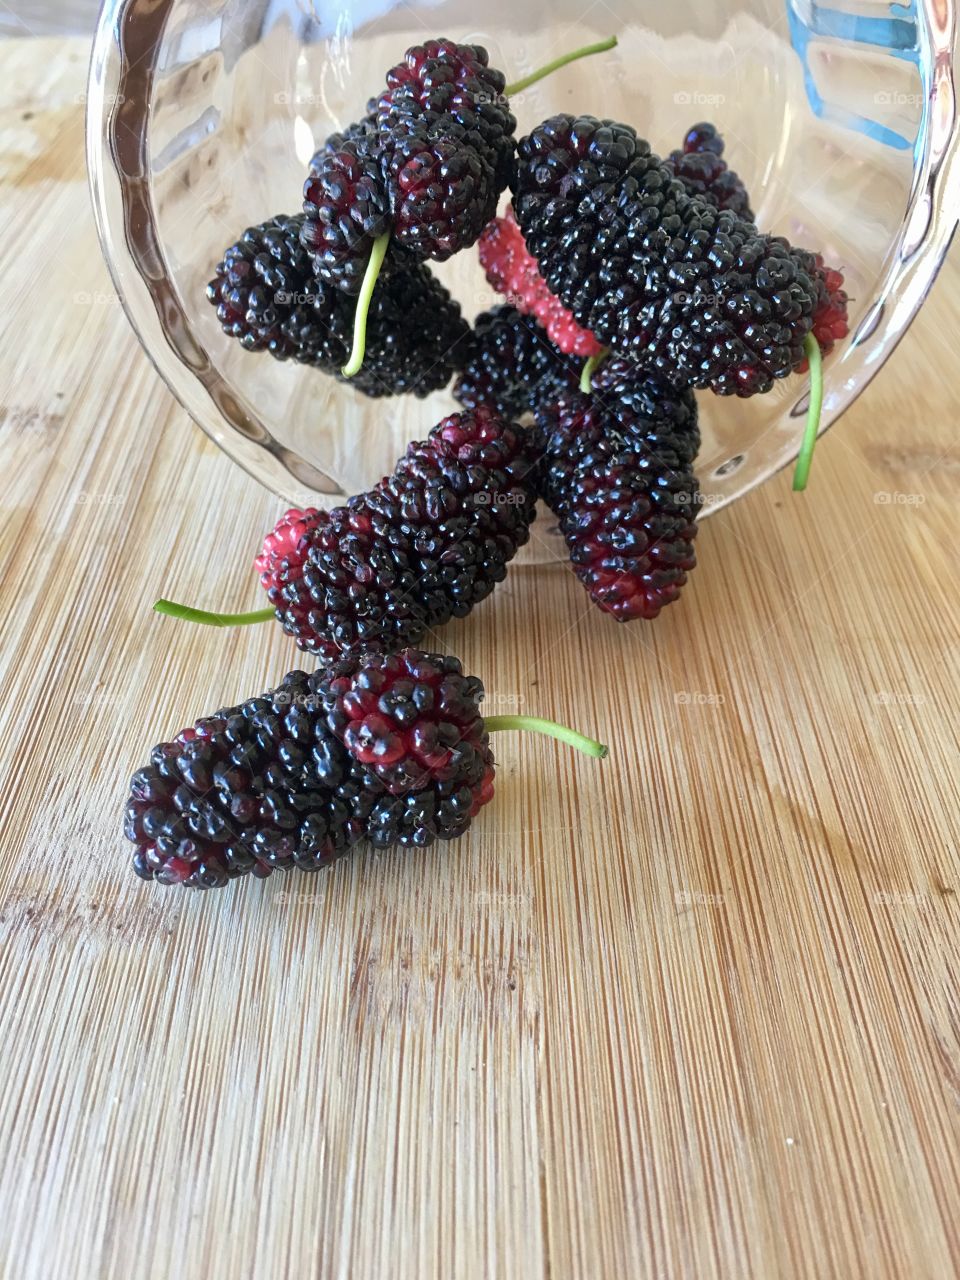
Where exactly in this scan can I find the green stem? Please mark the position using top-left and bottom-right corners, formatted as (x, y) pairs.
(154, 599), (274, 628)
(792, 333), (824, 492)
(484, 715), (608, 759)
(580, 348), (609, 394)
(505, 36), (618, 96)
(341, 230), (391, 378)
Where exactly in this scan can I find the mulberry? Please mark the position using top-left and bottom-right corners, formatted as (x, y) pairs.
(453, 306), (580, 418)
(255, 408), (538, 657)
(512, 114), (846, 396)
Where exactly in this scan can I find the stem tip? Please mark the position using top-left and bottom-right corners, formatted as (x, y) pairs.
(484, 714), (608, 760)
(153, 599), (275, 628)
(504, 36), (618, 97)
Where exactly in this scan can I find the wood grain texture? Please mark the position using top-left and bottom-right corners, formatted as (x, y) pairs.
(1, 36), (959, 1280)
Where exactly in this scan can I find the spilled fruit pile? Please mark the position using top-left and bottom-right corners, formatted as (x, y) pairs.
(124, 35), (851, 890)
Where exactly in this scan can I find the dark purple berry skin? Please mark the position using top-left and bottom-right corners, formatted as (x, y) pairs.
(589, 358), (701, 466)
(665, 121), (754, 220)
(263, 500), (430, 663)
(302, 123), (415, 294)
(379, 40), (516, 184)
(680, 122), (725, 156)
(363, 783), (489, 848)
(375, 40), (517, 261)
(536, 386), (700, 517)
(453, 306), (580, 419)
(207, 214), (315, 360)
(379, 129), (499, 261)
(124, 671), (379, 889)
(308, 104), (379, 170)
(533, 397), (610, 519)
(207, 215), (468, 397)
(316, 649), (497, 846)
(255, 408), (538, 659)
(534, 389), (700, 620)
(341, 265), (470, 397)
(511, 114), (821, 396)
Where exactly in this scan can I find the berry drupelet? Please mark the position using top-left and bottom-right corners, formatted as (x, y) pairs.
(207, 215), (468, 396)
(359, 477), (530, 632)
(535, 390), (700, 620)
(124, 671), (377, 889)
(478, 207), (603, 357)
(512, 114), (848, 397)
(379, 128), (502, 264)
(453, 305), (581, 419)
(390, 400), (536, 493)
(536, 385), (700, 517)
(665, 121), (754, 220)
(255, 407), (538, 658)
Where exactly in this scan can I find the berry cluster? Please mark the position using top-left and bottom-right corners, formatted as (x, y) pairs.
(209, 36), (616, 389)
(131, 51), (856, 896)
(196, 102), (846, 649)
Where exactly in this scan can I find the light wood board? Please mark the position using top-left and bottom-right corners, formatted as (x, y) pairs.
(0, 35), (958, 1280)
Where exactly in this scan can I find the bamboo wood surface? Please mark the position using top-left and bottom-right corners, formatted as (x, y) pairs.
(1, 36), (959, 1280)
